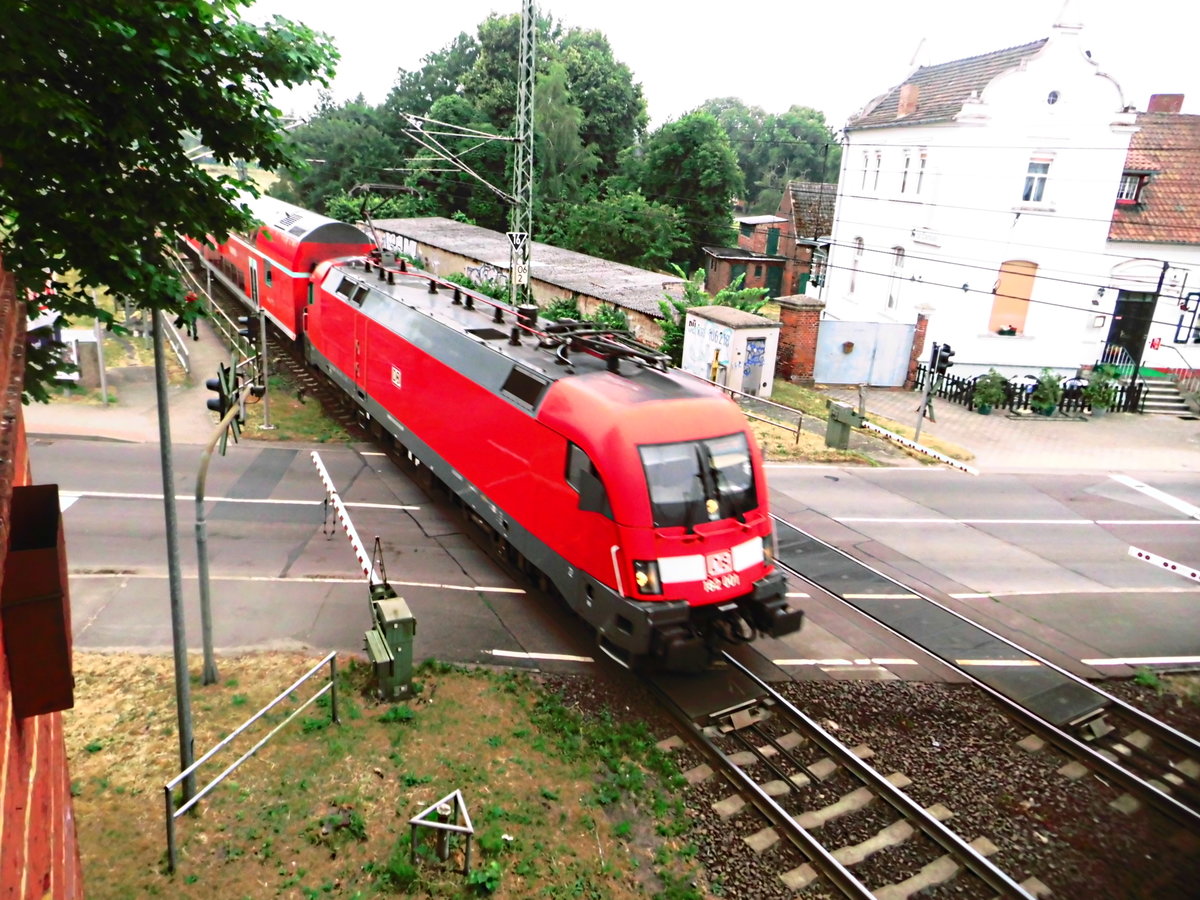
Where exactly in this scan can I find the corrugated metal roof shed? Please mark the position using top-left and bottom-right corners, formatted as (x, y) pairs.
(373, 217), (683, 318)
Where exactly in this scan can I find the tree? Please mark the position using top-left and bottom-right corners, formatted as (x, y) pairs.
(274, 97), (406, 214)
(695, 99), (841, 213)
(557, 28), (648, 181)
(0, 0), (336, 401)
(534, 61), (600, 205)
(384, 32), (479, 120)
(540, 192), (687, 272)
(636, 112), (743, 269)
(657, 266), (767, 365)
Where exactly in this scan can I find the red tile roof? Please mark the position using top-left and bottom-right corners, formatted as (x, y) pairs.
(1109, 113), (1200, 246)
(848, 40), (1048, 130)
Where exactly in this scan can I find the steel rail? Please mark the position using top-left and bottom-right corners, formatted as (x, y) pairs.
(772, 516), (1200, 831)
(720, 651), (1037, 898)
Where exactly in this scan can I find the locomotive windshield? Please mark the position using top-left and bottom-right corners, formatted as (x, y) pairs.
(640, 433), (758, 529)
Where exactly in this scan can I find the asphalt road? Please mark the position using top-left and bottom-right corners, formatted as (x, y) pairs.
(29, 436), (1200, 680)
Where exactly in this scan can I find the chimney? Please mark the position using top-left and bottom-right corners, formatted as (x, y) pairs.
(1147, 93), (1184, 113)
(897, 83), (920, 118)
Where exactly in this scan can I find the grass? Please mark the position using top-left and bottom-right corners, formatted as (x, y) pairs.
(65, 652), (703, 900)
(237, 373), (352, 444)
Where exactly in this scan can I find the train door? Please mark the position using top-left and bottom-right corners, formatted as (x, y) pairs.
(353, 309), (369, 400)
(248, 259), (260, 309)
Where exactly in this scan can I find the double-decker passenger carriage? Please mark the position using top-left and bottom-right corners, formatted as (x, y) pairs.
(184, 194), (375, 340)
(303, 257), (803, 670)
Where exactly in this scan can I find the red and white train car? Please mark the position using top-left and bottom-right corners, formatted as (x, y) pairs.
(185, 194), (374, 339)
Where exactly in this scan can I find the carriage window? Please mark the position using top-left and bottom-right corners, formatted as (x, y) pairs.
(640, 433), (757, 529)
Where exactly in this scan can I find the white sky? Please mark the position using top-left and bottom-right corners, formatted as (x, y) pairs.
(249, 0), (1198, 127)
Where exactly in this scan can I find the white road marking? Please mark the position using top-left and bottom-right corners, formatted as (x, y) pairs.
(954, 659), (1043, 667)
(774, 657), (920, 667)
(950, 585), (1200, 598)
(489, 649), (594, 663)
(1082, 656), (1200, 667)
(784, 592), (811, 598)
(836, 516), (1199, 526)
(1128, 545), (1200, 582)
(843, 593), (919, 600)
(1110, 473), (1200, 520)
(55, 489), (419, 511)
(60, 492), (81, 511)
(359, 451), (387, 457)
(69, 572), (524, 594)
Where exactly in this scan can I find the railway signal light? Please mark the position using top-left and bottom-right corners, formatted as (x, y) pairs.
(206, 363), (233, 418)
(236, 315), (255, 342)
(204, 363), (242, 455)
(935, 343), (956, 375)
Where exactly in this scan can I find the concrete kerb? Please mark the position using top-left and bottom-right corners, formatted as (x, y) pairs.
(822, 386), (1200, 474)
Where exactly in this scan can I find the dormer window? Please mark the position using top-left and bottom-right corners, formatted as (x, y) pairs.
(1116, 171), (1150, 205)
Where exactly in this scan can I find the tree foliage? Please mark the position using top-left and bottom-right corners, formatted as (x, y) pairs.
(539, 193), (687, 272)
(657, 266), (768, 365)
(635, 112), (743, 269)
(695, 98), (841, 213)
(0, 0), (336, 400)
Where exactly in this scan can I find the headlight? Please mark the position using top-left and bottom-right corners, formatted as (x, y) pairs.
(633, 560), (662, 595)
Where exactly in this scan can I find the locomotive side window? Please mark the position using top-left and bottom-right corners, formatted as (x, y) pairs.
(640, 433), (757, 529)
(566, 443), (612, 517)
(334, 275), (368, 306)
(264, 261), (273, 286)
(501, 366), (548, 409)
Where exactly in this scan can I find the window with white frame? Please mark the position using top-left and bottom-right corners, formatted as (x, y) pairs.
(887, 246), (905, 309)
(873, 153), (882, 192)
(861, 152), (869, 190)
(1116, 172), (1149, 204)
(900, 152), (911, 194)
(916, 152), (927, 195)
(850, 237), (864, 294)
(1022, 158), (1051, 203)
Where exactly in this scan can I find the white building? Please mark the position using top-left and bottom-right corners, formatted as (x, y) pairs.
(822, 11), (1140, 380)
(1104, 104), (1200, 382)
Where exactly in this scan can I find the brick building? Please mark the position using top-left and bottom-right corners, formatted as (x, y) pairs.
(0, 253), (83, 898)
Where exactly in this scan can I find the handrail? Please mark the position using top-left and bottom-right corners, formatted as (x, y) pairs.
(162, 652), (340, 873)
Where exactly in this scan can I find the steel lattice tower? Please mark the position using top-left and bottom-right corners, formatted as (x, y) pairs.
(509, 0), (536, 305)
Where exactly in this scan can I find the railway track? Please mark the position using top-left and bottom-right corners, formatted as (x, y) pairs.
(649, 656), (1044, 898)
(770, 517), (1200, 835)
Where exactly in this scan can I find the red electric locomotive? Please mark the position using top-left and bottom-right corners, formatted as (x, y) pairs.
(301, 257), (802, 670)
(189, 196), (803, 669)
(185, 194), (374, 340)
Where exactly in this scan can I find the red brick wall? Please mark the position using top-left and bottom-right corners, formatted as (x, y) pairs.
(775, 296), (825, 384)
(906, 313), (929, 389)
(0, 255), (83, 899)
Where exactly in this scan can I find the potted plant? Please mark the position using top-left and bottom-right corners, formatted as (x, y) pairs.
(972, 369), (1008, 415)
(1082, 370), (1117, 417)
(1030, 368), (1062, 416)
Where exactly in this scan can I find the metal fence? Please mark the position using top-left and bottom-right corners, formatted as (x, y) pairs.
(163, 651), (340, 873)
(914, 364), (1146, 414)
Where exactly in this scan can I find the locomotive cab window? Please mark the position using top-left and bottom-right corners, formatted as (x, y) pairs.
(566, 443), (612, 517)
(640, 433), (757, 529)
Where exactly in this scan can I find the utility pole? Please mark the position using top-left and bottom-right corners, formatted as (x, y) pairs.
(914, 342), (938, 443)
(397, 0), (536, 306)
(152, 309), (195, 802)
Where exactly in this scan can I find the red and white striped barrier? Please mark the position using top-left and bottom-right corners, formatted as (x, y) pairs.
(311, 450), (380, 586)
(1128, 545), (1200, 583)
